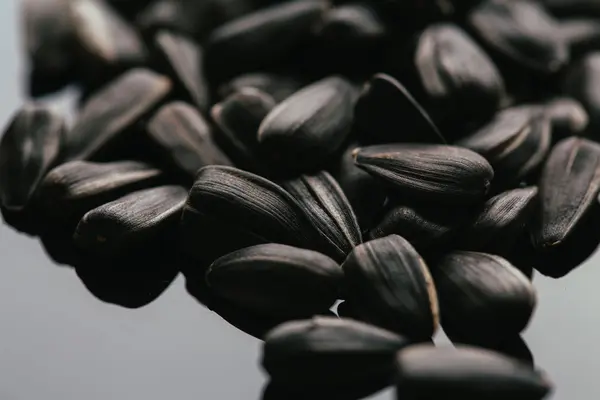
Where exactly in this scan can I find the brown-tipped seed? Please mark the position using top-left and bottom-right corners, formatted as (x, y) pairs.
(396, 344), (552, 400)
(217, 73), (304, 103)
(459, 106), (551, 187)
(411, 24), (505, 130)
(74, 185), (187, 255)
(458, 187), (539, 255)
(354, 73), (445, 144)
(0, 104), (65, 211)
(262, 317), (408, 390)
(64, 69), (171, 161)
(147, 102), (233, 178)
(531, 137), (600, 277)
(183, 166), (319, 256)
(467, 0), (568, 74)
(206, 0), (327, 81)
(211, 88), (275, 172)
(433, 252), (537, 345)
(258, 76), (355, 171)
(206, 244), (341, 318)
(354, 144), (493, 204)
(342, 235), (439, 340)
(37, 160), (165, 226)
(368, 204), (466, 253)
(70, 0), (147, 75)
(23, 0), (76, 96)
(154, 30), (209, 112)
(282, 171), (362, 262)
(545, 97), (589, 140)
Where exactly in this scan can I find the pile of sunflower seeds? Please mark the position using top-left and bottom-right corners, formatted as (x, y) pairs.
(8, 0), (600, 397)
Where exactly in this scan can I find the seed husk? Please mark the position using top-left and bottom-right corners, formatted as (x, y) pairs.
(531, 137), (600, 277)
(206, 243), (341, 318)
(258, 76), (355, 172)
(329, 143), (387, 234)
(37, 160), (165, 227)
(217, 72), (305, 103)
(211, 88), (275, 173)
(183, 166), (319, 257)
(467, 0), (569, 74)
(544, 97), (589, 141)
(354, 73), (445, 145)
(559, 19), (600, 58)
(147, 101), (233, 178)
(542, 0), (600, 17)
(153, 30), (209, 112)
(63, 68), (171, 161)
(70, 0), (147, 84)
(0, 104), (65, 212)
(433, 251), (537, 345)
(282, 171), (362, 262)
(23, 0), (76, 96)
(206, 0), (327, 81)
(354, 144), (494, 205)
(395, 344), (552, 400)
(458, 106), (551, 187)
(74, 185), (187, 256)
(342, 235), (439, 340)
(562, 52), (600, 138)
(410, 23), (505, 132)
(262, 317), (409, 388)
(457, 186), (539, 256)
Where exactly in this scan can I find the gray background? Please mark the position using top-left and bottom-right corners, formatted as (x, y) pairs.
(0, 1), (598, 398)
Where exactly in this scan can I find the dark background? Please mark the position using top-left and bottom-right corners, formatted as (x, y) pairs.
(0, 1), (598, 398)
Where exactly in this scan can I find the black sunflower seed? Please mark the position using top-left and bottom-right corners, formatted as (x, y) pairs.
(433, 251), (537, 346)
(559, 18), (600, 58)
(545, 97), (589, 141)
(354, 73), (445, 145)
(136, 0), (213, 39)
(217, 72), (305, 103)
(354, 144), (494, 205)
(562, 52), (600, 138)
(395, 344), (552, 399)
(342, 235), (439, 341)
(147, 101), (233, 179)
(205, 243), (342, 318)
(63, 68), (171, 161)
(74, 185), (187, 256)
(258, 76), (355, 172)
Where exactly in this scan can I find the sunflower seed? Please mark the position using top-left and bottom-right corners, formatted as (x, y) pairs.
(206, 0), (327, 81)
(262, 317), (408, 389)
(457, 187), (539, 255)
(563, 52), (600, 137)
(74, 185), (187, 255)
(545, 97), (589, 140)
(37, 160), (165, 227)
(458, 106), (551, 187)
(433, 251), (537, 345)
(559, 19), (600, 58)
(0, 104), (65, 212)
(542, 0), (600, 17)
(153, 30), (209, 112)
(354, 73), (445, 145)
(64, 69), (171, 161)
(136, 0), (213, 39)
(258, 76), (355, 171)
(106, 0), (152, 19)
(70, 0), (147, 82)
(211, 88), (275, 173)
(342, 235), (439, 340)
(467, 0), (568, 74)
(23, 0), (76, 96)
(469, 336), (535, 366)
(206, 243), (341, 317)
(182, 166), (319, 260)
(147, 102), (233, 178)
(217, 72), (305, 103)
(354, 144), (493, 204)
(395, 344), (552, 399)
(530, 137), (600, 277)
(282, 171), (362, 262)
(409, 23), (505, 132)
(329, 144), (387, 234)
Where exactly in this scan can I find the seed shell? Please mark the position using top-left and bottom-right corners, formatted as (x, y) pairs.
(217, 72), (304, 103)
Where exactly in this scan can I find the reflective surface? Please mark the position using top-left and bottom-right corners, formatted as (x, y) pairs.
(1, 1), (599, 398)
